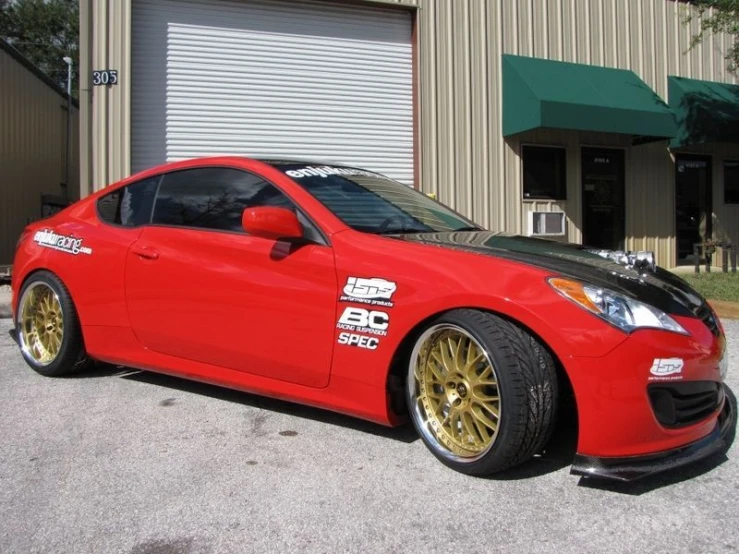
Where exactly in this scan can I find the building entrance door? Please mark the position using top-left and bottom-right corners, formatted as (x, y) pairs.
(675, 155), (712, 265)
(582, 148), (625, 250)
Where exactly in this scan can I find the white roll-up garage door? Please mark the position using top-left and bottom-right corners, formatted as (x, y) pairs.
(131, 0), (414, 184)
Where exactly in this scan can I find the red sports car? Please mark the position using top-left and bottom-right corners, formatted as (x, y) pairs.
(10, 157), (734, 481)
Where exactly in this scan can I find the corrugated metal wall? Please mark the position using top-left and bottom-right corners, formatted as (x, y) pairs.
(417, 0), (737, 267)
(0, 46), (80, 266)
(85, 0), (737, 267)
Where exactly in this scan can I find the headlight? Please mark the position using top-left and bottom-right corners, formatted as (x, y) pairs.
(548, 277), (688, 335)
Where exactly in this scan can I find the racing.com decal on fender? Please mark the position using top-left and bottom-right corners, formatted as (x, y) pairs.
(33, 229), (93, 255)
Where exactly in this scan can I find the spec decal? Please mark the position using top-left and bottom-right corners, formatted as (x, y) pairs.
(33, 229), (92, 255)
(285, 166), (383, 179)
(649, 358), (684, 379)
(336, 307), (389, 336)
(338, 332), (380, 350)
(340, 277), (396, 307)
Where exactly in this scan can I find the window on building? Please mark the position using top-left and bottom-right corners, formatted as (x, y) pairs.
(724, 161), (739, 204)
(522, 146), (567, 200)
(96, 176), (159, 227)
(152, 167), (295, 233)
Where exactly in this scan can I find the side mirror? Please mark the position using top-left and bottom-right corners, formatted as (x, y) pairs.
(242, 206), (303, 240)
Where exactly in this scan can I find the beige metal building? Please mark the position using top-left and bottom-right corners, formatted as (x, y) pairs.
(1, 39), (80, 267)
(80, 0), (739, 268)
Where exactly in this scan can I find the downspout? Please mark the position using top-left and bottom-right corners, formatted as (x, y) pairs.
(78, 0), (93, 198)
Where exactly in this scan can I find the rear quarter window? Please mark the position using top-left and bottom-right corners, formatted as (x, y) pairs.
(97, 177), (159, 227)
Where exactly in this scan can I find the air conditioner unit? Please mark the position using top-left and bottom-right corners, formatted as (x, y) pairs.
(527, 211), (566, 237)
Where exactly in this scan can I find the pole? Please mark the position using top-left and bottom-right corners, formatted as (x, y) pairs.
(694, 244), (700, 274)
(79, 0), (93, 198)
(63, 57), (72, 201)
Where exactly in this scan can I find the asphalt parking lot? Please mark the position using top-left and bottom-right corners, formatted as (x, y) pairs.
(1, 318), (738, 554)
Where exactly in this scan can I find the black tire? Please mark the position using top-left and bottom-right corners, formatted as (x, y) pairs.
(406, 309), (558, 476)
(15, 270), (90, 377)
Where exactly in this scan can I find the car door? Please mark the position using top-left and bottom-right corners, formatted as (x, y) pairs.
(124, 166), (337, 388)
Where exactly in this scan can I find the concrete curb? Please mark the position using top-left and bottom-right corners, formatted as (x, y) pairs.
(708, 299), (739, 321)
(0, 291), (11, 319)
(668, 266), (725, 274)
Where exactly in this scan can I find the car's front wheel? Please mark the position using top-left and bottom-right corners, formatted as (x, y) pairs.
(406, 309), (558, 476)
(16, 271), (90, 376)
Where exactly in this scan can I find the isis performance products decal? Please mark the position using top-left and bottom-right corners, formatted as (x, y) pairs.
(340, 277), (396, 307)
(649, 358), (684, 380)
(33, 229), (92, 255)
(337, 307), (389, 337)
(338, 332), (380, 350)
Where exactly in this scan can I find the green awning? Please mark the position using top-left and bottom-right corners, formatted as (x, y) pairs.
(668, 76), (739, 148)
(503, 55), (677, 141)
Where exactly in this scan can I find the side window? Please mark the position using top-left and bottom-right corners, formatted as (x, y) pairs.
(97, 177), (159, 227)
(152, 167), (295, 233)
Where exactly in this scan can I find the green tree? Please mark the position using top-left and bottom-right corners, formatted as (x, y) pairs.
(685, 0), (739, 73)
(0, 0), (78, 96)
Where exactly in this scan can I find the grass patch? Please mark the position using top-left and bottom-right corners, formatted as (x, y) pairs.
(679, 272), (739, 302)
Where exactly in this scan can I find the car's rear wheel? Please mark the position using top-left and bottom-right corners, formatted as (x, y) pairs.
(16, 271), (90, 376)
(406, 309), (558, 476)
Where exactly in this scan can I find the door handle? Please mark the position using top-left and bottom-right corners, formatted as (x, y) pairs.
(131, 245), (160, 260)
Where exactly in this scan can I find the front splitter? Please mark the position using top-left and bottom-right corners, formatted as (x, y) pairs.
(570, 384), (736, 482)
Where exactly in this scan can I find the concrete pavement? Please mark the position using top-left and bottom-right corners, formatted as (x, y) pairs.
(0, 318), (738, 554)
(0, 290), (11, 319)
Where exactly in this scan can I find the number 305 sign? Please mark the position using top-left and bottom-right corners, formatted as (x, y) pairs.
(92, 69), (118, 86)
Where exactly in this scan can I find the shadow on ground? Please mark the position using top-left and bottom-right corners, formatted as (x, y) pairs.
(70, 363), (582, 478)
(66, 363), (737, 489)
(74, 362), (420, 444)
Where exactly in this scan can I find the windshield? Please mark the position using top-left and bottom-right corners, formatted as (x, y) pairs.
(275, 164), (480, 234)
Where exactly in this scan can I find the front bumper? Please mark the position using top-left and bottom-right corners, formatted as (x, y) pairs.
(570, 383), (735, 482)
(566, 312), (727, 459)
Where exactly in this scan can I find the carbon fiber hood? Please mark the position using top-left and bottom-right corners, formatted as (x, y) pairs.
(394, 231), (705, 317)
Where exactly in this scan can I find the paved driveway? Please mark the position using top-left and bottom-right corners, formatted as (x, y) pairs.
(1, 318), (737, 554)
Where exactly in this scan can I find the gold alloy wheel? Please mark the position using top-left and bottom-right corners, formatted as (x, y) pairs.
(411, 325), (501, 460)
(18, 283), (64, 366)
